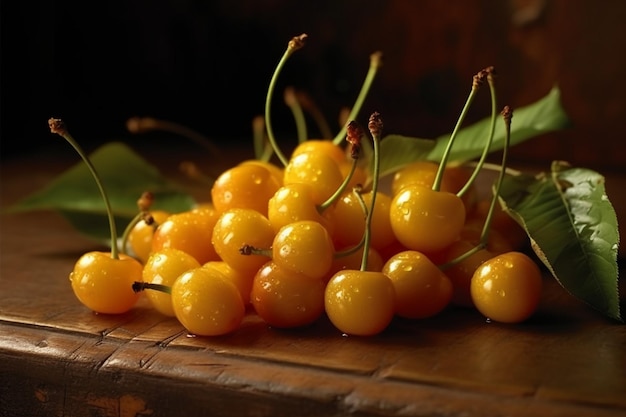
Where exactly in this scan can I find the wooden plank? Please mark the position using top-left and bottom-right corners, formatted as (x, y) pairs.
(1, 148), (625, 417)
(2, 322), (625, 417)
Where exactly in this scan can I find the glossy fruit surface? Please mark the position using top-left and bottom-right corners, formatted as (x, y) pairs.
(151, 206), (220, 264)
(324, 270), (395, 336)
(468, 199), (527, 250)
(470, 251), (543, 323)
(460, 219), (514, 255)
(212, 208), (275, 275)
(383, 250), (453, 319)
(391, 162), (475, 210)
(238, 159), (284, 186)
(272, 220), (335, 280)
(338, 160), (368, 191)
(391, 161), (465, 196)
(291, 139), (346, 166)
(283, 151), (344, 205)
(391, 161), (441, 196)
(127, 210), (170, 263)
(326, 246), (384, 283)
(251, 261), (325, 328)
(332, 191), (395, 250)
(211, 163), (281, 216)
(267, 182), (335, 234)
(202, 261), (253, 305)
(70, 252), (142, 314)
(442, 239), (495, 307)
(390, 184), (466, 253)
(142, 248), (201, 316)
(171, 267), (245, 336)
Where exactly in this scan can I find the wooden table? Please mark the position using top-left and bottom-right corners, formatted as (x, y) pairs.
(1, 145), (625, 417)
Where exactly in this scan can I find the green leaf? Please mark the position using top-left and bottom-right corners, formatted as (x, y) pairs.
(7, 142), (196, 244)
(377, 134), (436, 178)
(370, 86), (571, 178)
(426, 85), (571, 164)
(498, 161), (621, 321)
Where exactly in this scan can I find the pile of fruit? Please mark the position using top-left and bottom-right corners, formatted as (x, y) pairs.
(46, 34), (620, 337)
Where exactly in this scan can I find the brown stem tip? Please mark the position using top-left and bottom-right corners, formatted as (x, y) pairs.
(48, 118), (67, 136)
(141, 212), (155, 226)
(473, 66), (496, 90)
(370, 51), (383, 68)
(501, 105), (513, 125)
(283, 86), (298, 106)
(288, 34), (308, 52)
(346, 120), (364, 160)
(137, 191), (154, 212)
(346, 121), (363, 146)
(368, 112), (383, 138)
(239, 244), (254, 256)
(485, 66), (496, 83)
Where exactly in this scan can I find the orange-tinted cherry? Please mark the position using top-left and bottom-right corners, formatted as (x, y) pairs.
(49, 118), (142, 314)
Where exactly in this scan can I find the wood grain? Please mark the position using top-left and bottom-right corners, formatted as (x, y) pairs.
(1, 148), (624, 417)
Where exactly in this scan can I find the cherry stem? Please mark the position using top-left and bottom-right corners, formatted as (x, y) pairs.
(295, 90), (334, 139)
(438, 106), (513, 271)
(457, 67), (496, 198)
(132, 281), (172, 295)
(239, 244), (272, 258)
(49, 118), (120, 259)
(332, 52), (383, 146)
(126, 116), (222, 158)
(332, 187), (368, 259)
(252, 115), (266, 160)
(478, 106), (513, 246)
(265, 34), (308, 167)
(318, 158), (357, 213)
(121, 211), (157, 258)
(361, 112), (383, 271)
(284, 86), (308, 143)
(251, 116), (276, 162)
(466, 161), (521, 177)
(317, 121), (363, 213)
(432, 69), (486, 192)
(179, 161), (216, 186)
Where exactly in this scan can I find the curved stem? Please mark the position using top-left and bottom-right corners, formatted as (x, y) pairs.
(252, 115), (266, 160)
(478, 106), (513, 246)
(121, 212), (145, 256)
(317, 129), (362, 213)
(457, 68), (497, 198)
(465, 161), (522, 177)
(438, 106), (514, 271)
(296, 90), (334, 139)
(361, 112), (383, 271)
(432, 70), (487, 192)
(334, 190), (367, 258)
(179, 161), (215, 186)
(265, 34), (308, 167)
(260, 142), (275, 163)
(284, 86), (308, 143)
(317, 156), (357, 213)
(332, 52), (383, 146)
(438, 243), (484, 271)
(49, 118), (120, 259)
(126, 117), (221, 157)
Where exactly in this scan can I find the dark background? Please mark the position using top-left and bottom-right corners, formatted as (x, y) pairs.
(2, 0), (626, 171)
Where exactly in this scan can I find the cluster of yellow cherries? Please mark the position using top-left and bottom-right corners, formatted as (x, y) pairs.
(49, 35), (544, 338)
